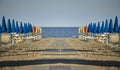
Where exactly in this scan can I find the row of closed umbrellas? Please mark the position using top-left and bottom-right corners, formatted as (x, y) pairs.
(79, 16), (120, 34)
(0, 16), (41, 34)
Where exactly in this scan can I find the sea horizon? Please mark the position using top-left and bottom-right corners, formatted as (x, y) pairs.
(41, 27), (79, 38)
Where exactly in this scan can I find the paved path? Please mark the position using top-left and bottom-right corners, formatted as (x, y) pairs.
(39, 38), (81, 59)
(29, 38), (90, 70)
(0, 38), (90, 70)
(29, 38), (120, 70)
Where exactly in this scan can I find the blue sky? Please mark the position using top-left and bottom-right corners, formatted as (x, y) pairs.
(0, 0), (120, 27)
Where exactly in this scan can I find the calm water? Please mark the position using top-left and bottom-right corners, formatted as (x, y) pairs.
(41, 27), (79, 38)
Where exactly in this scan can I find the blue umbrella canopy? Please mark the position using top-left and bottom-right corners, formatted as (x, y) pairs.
(0, 25), (2, 34)
(92, 23), (94, 33)
(96, 22), (100, 33)
(27, 23), (30, 33)
(118, 25), (120, 34)
(11, 19), (16, 33)
(23, 23), (26, 33)
(29, 23), (32, 33)
(92, 23), (96, 33)
(88, 23), (91, 32)
(26, 23), (31, 33)
(113, 16), (119, 33)
(19, 22), (24, 33)
(7, 19), (11, 33)
(26, 23), (29, 33)
(101, 21), (104, 33)
(16, 21), (19, 33)
(26, 23), (28, 33)
(2, 16), (7, 33)
(109, 19), (113, 33)
(23, 23), (28, 33)
(89, 23), (93, 33)
(28, 23), (32, 33)
(104, 19), (109, 33)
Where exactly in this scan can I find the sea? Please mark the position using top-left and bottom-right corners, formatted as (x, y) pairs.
(41, 27), (79, 38)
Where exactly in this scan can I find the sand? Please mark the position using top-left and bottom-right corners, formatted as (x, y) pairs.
(0, 38), (120, 70)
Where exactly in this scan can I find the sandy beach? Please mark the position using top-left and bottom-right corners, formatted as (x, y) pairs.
(0, 38), (120, 70)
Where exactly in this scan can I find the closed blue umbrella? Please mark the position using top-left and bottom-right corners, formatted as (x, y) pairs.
(2, 16), (7, 33)
(118, 25), (120, 34)
(94, 23), (97, 33)
(104, 19), (109, 33)
(7, 19), (11, 33)
(27, 23), (30, 33)
(23, 23), (26, 33)
(27, 23), (32, 33)
(25, 24), (29, 33)
(88, 23), (91, 32)
(0, 25), (1, 47)
(26, 23), (29, 33)
(19, 22), (23, 33)
(29, 23), (32, 33)
(11, 19), (16, 33)
(113, 16), (119, 33)
(109, 19), (113, 33)
(90, 23), (93, 33)
(96, 22), (100, 33)
(101, 21), (104, 33)
(16, 21), (19, 33)
(92, 23), (96, 33)
(24, 23), (28, 33)
(0, 27), (1, 34)
(118, 25), (120, 47)
(92, 23), (94, 33)
(28, 23), (32, 33)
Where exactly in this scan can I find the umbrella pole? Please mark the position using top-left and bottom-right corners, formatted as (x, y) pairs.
(105, 33), (109, 45)
(0, 33), (1, 46)
(11, 33), (15, 45)
(11, 34), (13, 45)
(119, 33), (120, 47)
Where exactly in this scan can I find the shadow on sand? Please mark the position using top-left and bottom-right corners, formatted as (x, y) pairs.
(25, 49), (96, 52)
(0, 59), (120, 67)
